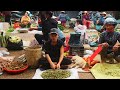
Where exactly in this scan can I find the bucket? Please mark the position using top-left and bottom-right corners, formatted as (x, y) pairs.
(25, 46), (42, 68)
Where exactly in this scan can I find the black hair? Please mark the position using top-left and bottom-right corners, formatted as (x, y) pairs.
(25, 11), (29, 15)
(76, 19), (83, 25)
(45, 11), (53, 17)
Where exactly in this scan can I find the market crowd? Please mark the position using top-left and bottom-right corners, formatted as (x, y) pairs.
(0, 11), (120, 70)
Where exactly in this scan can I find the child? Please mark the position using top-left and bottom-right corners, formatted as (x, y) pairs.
(74, 19), (87, 43)
(74, 19), (87, 34)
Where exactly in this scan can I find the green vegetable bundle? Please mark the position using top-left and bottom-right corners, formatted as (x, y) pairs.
(9, 36), (21, 43)
(0, 32), (9, 47)
(58, 24), (64, 31)
(6, 26), (14, 32)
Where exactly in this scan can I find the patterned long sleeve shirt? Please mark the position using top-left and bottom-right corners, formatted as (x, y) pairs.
(99, 31), (120, 52)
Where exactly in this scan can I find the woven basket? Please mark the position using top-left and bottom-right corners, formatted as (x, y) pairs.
(25, 46), (42, 68)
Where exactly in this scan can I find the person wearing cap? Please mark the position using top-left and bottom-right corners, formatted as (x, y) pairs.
(99, 17), (120, 63)
(58, 11), (69, 27)
(39, 28), (72, 70)
(35, 11), (58, 45)
(52, 28), (65, 43)
(94, 11), (101, 25)
(20, 11), (31, 28)
(96, 12), (107, 32)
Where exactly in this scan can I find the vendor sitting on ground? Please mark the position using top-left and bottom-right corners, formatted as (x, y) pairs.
(20, 11), (31, 28)
(74, 19), (87, 35)
(39, 29), (72, 70)
(99, 17), (120, 63)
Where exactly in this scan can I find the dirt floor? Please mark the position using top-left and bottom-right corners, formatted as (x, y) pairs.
(0, 28), (98, 79)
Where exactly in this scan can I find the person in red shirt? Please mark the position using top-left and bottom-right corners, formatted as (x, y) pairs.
(82, 11), (91, 29)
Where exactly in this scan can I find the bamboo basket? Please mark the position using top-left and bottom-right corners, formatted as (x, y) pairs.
(25, 46), (42, 69)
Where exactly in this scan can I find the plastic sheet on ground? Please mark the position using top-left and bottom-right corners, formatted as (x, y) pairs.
(32, 68), (79, 79)
(90, 63), (120, 79)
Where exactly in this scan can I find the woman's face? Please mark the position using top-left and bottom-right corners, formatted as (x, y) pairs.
(105, 24), (115, 31)
(25, 12), (28, 16)
(83, 13), (87, 15)
(101, 14), (106, 17)
(50, 34), (58, 42)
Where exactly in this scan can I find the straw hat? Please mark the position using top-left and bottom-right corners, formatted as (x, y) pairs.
(100, 12), (107, 15)
(61, 11), (65, 13)
(83, 11), (88, 13)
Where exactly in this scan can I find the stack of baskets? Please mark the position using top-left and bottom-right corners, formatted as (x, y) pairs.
(68, 32), (84, 57)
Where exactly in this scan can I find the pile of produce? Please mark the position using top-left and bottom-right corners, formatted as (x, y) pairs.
(91, 63), (120, 79)
(9, 36), (21, 43)
(6, 26), (14, 32)
(41, 69), (71, 79)
(31, 23), (38, 28)
(13, 22), (21, 29)
(0, 57), (12, 72)
(5, 60), (27, 70)
(58, 24), (64, 31)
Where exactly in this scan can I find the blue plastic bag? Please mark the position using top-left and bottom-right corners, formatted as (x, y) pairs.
(96, 25), (102, 31)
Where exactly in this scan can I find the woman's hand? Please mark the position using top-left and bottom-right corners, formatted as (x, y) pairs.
(102, 43), (109, 47)
(50, 62), (56, 69)
(56, 63), (61, 69)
